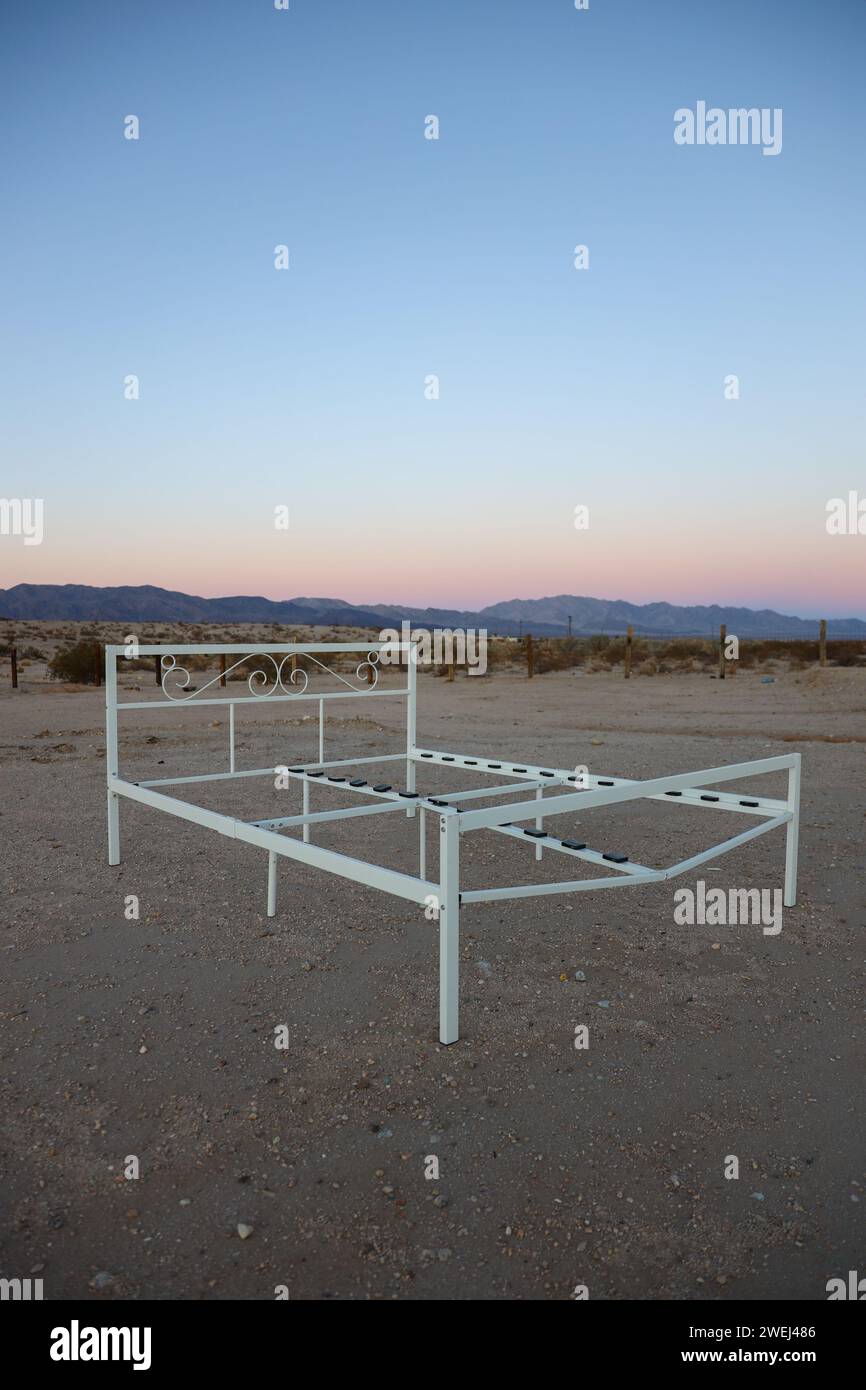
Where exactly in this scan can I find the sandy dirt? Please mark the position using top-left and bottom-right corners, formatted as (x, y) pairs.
(1, 663), (863, 1300)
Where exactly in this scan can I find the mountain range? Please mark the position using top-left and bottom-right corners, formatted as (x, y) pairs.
(1, 584), (863, 638)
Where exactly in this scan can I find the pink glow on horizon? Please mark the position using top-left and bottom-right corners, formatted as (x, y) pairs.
(4, 520), (864, 620)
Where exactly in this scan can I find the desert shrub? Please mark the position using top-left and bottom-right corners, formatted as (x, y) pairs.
(657, 638), (714, 664)
(829, 640), (866, 667)
(49, 640), (104, 685)
(533, 638), (587, 673)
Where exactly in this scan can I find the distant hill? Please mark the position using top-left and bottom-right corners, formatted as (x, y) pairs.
(1, 583), (863, 638)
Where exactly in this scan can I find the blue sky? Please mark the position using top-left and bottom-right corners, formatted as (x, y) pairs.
(2, 0), (864, 616)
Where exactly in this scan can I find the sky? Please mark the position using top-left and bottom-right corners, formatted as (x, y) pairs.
(1, 0), (864, 618)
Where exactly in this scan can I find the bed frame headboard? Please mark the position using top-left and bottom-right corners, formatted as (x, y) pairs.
(105, 640), (418, 784)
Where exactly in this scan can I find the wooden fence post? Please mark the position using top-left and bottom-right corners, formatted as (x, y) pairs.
(220, 653), (227, 687)
(526, 633), (534, 679)
(624, 625), (633, 679)
(719, 623), (726, 680)
(11, 646), (18, 689)
(819, 618), (827, 667)
(447, 659), (455, 682)
(155, 654), (161, 685)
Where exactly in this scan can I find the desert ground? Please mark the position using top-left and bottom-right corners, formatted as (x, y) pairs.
(1, 639), (863, 1300)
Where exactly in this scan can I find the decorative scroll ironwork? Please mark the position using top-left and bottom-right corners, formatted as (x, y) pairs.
(160, 651), (381, 701)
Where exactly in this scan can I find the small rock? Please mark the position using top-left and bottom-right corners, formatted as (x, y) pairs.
(574, 971), (586, 981)
(236, 1223), (254, 1240)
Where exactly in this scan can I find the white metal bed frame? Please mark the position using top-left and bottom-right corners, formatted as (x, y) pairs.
(105, 640), (801, 1045)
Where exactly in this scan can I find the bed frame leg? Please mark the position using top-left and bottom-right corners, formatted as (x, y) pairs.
(784, 753), (801, 908)
(439, 814), (460, 1044)
(267, 850), (277, 917)
(107, 789), (120, 865)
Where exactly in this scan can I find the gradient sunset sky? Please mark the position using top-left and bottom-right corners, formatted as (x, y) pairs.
(2, 0), (864, 618)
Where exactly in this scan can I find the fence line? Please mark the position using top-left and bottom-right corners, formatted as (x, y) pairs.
(3, 619), (864, 688)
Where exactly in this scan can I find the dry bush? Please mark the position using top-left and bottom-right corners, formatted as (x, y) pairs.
(828, 640), (866, 667)
(48, 640), (104, 685)
(533, 638), (587, 673)
(657, 638), (714, 665)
